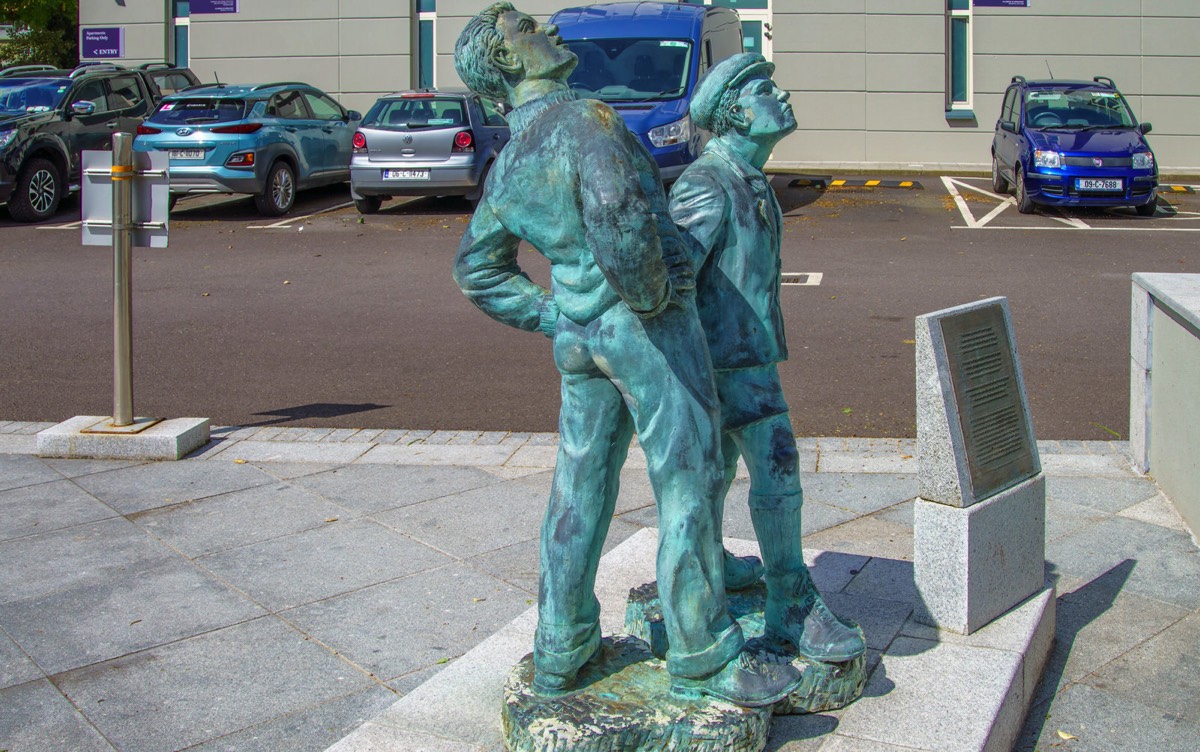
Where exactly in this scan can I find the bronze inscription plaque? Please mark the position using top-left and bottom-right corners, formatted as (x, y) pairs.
(940, 305), (1037, 501)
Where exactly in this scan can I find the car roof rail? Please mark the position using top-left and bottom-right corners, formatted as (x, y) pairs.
(1010, 75), (1027, 85)
(137, 62), (174, 71)
(1093, 76), (1117, 89)
(250, 81), (310, 91)
(70, 62), (128, 77)
(0, 64), (60, 77)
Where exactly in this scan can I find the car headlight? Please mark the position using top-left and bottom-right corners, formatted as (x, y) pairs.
(1132, 152), (1155, 170)
(1033, 149), (1062, 169)
(0, 129), (15, 150)
(648, 116), (690, 148)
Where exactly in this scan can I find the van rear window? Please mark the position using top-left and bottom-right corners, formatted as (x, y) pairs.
(150, 98), (246, 125)
(364, 97), (467, 129)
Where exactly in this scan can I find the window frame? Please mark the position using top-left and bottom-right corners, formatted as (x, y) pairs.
(946, 1), (974, 116)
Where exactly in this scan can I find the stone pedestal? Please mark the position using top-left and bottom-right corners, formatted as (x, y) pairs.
(37, 415), (210, 461)
(914, 474), (1046, 634)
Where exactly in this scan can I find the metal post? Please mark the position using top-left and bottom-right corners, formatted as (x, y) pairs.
(111, 133), (134, 426)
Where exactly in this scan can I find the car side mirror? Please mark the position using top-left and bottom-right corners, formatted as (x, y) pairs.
(1139, 122), (1153, 135)
(346, 110), (361, 122)
(1000, 121), (1017, 134)
(70, 101), (96, 117)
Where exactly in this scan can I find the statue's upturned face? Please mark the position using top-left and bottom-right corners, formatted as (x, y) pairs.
(496, 10), (578, 84)
(734, 75), (797, 140)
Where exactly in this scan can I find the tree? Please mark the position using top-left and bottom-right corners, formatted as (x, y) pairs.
(1, 0), (78, 69)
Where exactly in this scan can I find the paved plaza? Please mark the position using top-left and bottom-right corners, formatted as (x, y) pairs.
(0, 421), (1197, 751)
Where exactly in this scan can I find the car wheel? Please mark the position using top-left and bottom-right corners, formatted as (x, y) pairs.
(354, 196), (382, 214)
(1015, 167), (1035, 214)
(1135, 199), (1157, 217)
(991, 154), (1009, 194)
(8, 157), (62, 223)
(254, 161), (296, 217)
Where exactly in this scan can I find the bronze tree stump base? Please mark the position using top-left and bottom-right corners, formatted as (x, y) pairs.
(625, 581), (868, 715)
(502, 635), (771, 752)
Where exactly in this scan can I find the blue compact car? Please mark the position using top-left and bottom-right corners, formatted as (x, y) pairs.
(991, 76), (1158, 216)
(133, 82), (361, 216)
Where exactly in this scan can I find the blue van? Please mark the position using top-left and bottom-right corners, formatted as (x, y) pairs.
(549, 1), (743, 180)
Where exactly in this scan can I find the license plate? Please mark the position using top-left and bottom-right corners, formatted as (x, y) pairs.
(1077, 178), (1123, 191)
(383, 169), (430, 180)
(169, 149), (205, 160)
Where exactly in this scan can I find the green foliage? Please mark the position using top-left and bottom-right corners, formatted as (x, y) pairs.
(1, 0), (78, 69)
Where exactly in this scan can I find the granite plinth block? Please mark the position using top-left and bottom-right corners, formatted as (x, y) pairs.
(914, 474), (1046, 634)
(501, 636), (770, 752)
(624, 581), (867, 715)
(37, 416), (210, 461)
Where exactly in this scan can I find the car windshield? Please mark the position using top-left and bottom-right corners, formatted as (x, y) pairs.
(563, 38), (692, 102)
(0, 79), (69, 114)
(1024, 88), (1137, 130)
(149, 98), (247, 125)
(363, 97), (468, 129)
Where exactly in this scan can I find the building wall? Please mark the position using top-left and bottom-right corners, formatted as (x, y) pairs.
(77, 1), (1200, 174)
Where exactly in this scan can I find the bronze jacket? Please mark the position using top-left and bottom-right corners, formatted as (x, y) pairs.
(669, 138), (787, 369)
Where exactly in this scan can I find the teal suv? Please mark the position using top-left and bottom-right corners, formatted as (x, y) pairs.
(133, 82), (361, 216)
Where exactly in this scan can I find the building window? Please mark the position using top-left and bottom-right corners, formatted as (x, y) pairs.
(946, 0), (973, 116)
(416, 0), (435, 88)
(172, 0), (190, 68)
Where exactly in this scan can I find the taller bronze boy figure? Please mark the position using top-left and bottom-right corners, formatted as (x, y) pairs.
(452, 4), (800, 706)
(670, 53), (865, 663)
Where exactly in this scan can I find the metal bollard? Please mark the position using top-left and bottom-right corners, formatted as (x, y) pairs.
(111, 133), (134, 427)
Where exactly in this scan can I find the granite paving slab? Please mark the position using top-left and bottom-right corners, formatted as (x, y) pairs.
(287, 463), (503, 514)
(1085, 609), (1200, 719)
(0, 556), (264, 675)
(54, 616), (376, 752)
(0, 517), (176, 605)
(186, 686), (401, 752)
(283, 561), (532, 683)
(805, 514), (915, 562)
(197, 518), (452, 611)
(1046, 475), (1161, 514)
(1047, 515), (1200, 610)
(39, 457), (147, 478)
(371, 478), (547, 559)
(71, 459), (278, 514)
(130, 481), (356, 557)
(0, 479), (119, 542)
(800, 472), (918, 514)
(1018, 682), (1200, 752)
(0, 453), (61, 492)
(0, 678), (117, 752)
(0, 627), (41, 690)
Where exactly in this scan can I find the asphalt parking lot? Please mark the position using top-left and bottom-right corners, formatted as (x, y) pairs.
(3, 176), (1199, 439)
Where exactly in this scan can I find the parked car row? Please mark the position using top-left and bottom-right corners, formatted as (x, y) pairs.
(0, 62), (198, 221)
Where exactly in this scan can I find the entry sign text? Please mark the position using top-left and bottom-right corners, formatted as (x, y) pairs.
(191, 0), (240, 13)
(974, 0), (1029, 7)
(80, 27), (124, 59)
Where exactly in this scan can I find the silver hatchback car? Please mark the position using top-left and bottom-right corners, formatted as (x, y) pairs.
(349, 89), (509, 213)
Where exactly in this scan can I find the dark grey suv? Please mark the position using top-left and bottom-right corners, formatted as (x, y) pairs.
(0, 64), (160, 222)
(349, 89), (509, 213)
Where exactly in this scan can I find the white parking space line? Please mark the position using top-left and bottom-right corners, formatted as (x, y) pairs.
(247, 200), (355, 229)
(781, 272), (822, 286)
(943, 175), (1199, 232)
(36, 220), (83, 230)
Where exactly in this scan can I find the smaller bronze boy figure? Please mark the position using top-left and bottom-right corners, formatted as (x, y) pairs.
(670, 53), (866, 663)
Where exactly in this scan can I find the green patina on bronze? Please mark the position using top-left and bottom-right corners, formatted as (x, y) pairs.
(625, 582), (867, 716)
(452, 3), (805, 709)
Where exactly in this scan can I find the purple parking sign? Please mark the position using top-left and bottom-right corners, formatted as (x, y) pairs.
(974, 0), (1029, 6)
(191, 0), (240, 13)
(80, 27), (124, 59)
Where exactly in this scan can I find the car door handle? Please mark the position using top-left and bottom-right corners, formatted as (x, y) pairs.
(285, 126), (297, 133)
(106, 121), (119, 128)
(322, 128), (333, 133)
